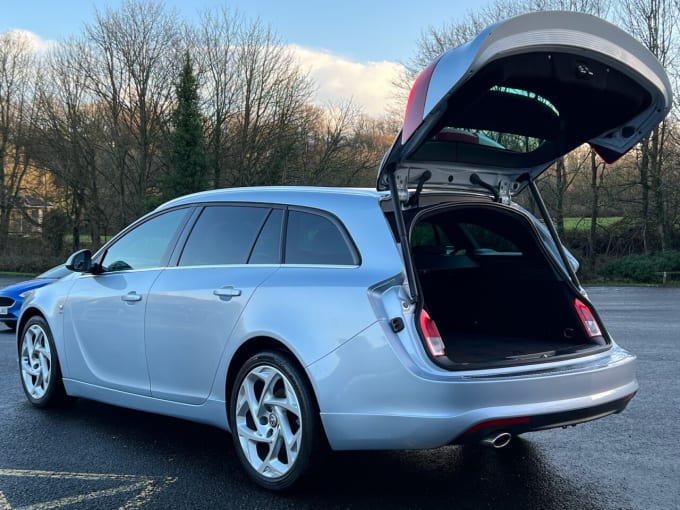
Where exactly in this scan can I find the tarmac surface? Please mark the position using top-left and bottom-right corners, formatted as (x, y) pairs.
(0, 279), (678, 509)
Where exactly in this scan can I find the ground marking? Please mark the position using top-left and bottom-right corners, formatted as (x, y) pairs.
(0, 468), (176, 510)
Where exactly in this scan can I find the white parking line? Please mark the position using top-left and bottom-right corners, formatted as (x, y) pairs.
(0, 469), (177, 509)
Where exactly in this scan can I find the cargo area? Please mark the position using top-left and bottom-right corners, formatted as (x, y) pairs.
(409, 203), (607, 369)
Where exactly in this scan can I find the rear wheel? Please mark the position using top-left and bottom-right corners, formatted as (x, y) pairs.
(19, 316), (69, 407)
(229, 350), (321, 491)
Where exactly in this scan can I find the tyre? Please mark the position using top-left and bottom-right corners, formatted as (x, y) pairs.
(19, 316), (69, 408)
(229, 350), (322, 491)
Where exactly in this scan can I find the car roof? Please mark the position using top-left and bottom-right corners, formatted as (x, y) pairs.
(156, 186), (390, 211)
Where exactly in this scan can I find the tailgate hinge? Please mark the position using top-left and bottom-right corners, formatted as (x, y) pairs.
(498, 178), (512, 204)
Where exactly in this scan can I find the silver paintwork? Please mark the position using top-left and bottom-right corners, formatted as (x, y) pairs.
(18, 187), (637, 451)
(378, 11), (673, 192)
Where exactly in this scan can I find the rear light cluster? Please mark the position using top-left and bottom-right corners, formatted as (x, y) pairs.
(419, 309), (446, 357)
(574, 298), (602, 338)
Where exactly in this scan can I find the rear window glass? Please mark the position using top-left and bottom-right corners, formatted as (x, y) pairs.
(180, 206), (269, 266)
(285, 210), (356, 265)
(437, 86), (556, 154)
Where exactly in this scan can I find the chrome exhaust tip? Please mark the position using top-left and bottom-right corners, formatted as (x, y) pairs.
(481, 431), (512, 449)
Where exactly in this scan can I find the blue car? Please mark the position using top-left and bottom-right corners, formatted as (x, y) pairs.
(0, 265), (71, 331)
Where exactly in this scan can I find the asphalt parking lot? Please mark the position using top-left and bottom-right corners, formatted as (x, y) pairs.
(0, 283), (678, 509)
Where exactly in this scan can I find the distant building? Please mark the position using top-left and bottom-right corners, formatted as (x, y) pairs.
(9, 195), (51, 235)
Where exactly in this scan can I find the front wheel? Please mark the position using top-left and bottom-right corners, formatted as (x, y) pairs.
(19, 316), (69, 407)
(229, 350), (322, 491)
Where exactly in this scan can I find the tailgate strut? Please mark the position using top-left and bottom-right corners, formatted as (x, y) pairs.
(388, 167), (418, 302)
(523, 174), (582, 288)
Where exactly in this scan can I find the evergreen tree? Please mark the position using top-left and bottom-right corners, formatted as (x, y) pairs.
(162, 53), (207, 200)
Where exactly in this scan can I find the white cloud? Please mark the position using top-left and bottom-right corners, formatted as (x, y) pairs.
(3, 29), (55, 54)
(288, 44), (405, 117)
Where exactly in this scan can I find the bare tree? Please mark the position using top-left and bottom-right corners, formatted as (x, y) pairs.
(195, 10), (315, 188)
(194, 7), (241, 189)
(33, 37), (116, 250)
(79, 0), (182, 225)
(0, 31), (39, 253)
(229, 19), (313, 186)
(619, 0), (678, 252)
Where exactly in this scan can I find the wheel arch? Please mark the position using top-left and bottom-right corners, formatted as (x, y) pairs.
(225, 336), (324, 430)
(16, 307), (46, 352)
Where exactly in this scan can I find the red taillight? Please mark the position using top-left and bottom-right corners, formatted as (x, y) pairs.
(419, 309), (446, 357)
(464, 417), (532, 435)
(574, 298), (602, 338)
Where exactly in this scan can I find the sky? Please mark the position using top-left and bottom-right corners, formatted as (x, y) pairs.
(1, 0), (488, 116)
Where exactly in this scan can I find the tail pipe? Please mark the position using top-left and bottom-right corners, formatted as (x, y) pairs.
(481, 431), (512, 449)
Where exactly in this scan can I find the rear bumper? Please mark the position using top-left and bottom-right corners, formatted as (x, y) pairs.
(309, 322), (638, 450)
(453, 391), (636, 445)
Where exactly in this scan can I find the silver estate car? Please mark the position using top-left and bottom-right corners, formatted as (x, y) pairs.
(18, 12), (671, 490)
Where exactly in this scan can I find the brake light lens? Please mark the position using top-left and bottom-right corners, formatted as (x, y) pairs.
(419, 309), (446, 357)
(574, 298), (602, 337)
(464, 416), (532, 435)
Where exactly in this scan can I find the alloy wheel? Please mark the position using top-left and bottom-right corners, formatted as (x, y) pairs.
(234, 364), (302, 479)
(20, 323), (52, 400)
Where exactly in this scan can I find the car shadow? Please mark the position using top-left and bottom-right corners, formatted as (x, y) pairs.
(286, 439), (612, 510)
(21, 400), (614, 509)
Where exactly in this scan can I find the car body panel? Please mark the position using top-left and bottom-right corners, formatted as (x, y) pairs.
(309, 321), (637, 449)
(377, 11), (673, 193)
(62, 270), (162, 395)
(144, 265), (279, 404)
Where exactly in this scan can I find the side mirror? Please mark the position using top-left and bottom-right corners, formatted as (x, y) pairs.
(65, 249), (93, 273)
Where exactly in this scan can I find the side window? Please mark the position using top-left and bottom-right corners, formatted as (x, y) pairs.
(248, 209), (283, 264)
(460, 222), (521, 254)
(285, 210), (356, 265)
(411, 222), (454, 255)
(102, 208), (189, 272)
(179, 205), (269, 266)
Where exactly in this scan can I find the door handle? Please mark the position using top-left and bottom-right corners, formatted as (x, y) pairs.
(121, 292), (142, 302)
(213, 287), (242, 298)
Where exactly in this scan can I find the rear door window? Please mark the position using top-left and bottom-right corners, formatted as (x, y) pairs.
(285, 210), (357, 265)
(179, 205), (270, 266)
(248, 209), (283, 264)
